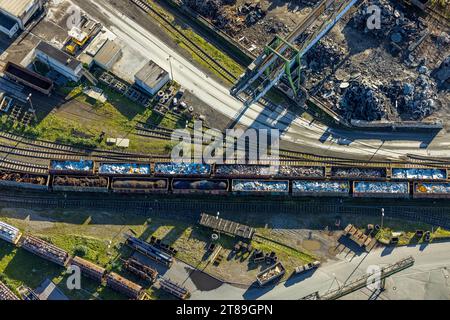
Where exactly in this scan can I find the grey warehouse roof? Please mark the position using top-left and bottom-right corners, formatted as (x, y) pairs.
(0, 0), (36, 18)
(135, 60), (168, 88)
(36, 41), (82, 71)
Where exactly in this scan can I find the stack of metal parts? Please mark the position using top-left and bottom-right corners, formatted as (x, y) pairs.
(21, 235), (70, 267)
(0, 281), (19, 300)
(339, 81), (387, 121)
(383, 73), (439, 120)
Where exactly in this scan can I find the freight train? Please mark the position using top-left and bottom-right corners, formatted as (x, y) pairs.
(1, 160), (450, 199)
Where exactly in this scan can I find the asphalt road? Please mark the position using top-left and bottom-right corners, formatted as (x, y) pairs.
(169, 241), (450, 300)
(71, 0), (450, 162)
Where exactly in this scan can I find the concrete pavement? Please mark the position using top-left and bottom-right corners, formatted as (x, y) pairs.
(175, 242), (450, 300)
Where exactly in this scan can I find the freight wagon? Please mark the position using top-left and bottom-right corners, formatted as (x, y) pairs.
(153, 162), (211, 177)
(98, 162), (151, 176)
(49, 160), (94, 175)
(413, 182), (450, 199)
(172, 179), (229, 195)
(4, 62), (53, 95)
(52, 175), (109, 193)
(159, 277), (190, 300)
(256, 262), (286, 286)
(392, 168), (447, 180)
(232, 179), (289, 196)
(123, 258), (158, 283)
(292, 180), (350, 197)
(353, 181), (410, 199)
(111, 177), (168, 193)
(331, 167), (387, 180)
(0, 171), (49, 191)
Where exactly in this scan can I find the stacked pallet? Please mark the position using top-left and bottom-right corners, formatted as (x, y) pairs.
(106, 272), (144, 300)
(159, 277), (190, 300)
(21, 235), (70, 266)
(123, 258), (158, 283)
(0, 281), (19, 300)
(71, 256), (106, 283)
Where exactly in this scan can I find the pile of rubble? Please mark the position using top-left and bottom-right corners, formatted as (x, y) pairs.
(338, 81), (387, 121)
(353, 0), (425, 52)
(433, 55), (450, 88)
(238, 2), (266, 26)
(383, 72), (438, 120)
(304, 38), (345, 75)
(183, 0), (225, 18)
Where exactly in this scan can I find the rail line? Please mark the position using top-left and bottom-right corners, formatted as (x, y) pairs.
(129, 0), (238, 83)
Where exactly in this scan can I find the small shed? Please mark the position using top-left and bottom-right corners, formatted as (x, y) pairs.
(93, 40), (122, 71)
(134, 60), (169, 96)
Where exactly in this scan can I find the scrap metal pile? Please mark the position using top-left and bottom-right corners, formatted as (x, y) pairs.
(338, 81), (387, 121)
(383, 73), (439, 120)
(306, 0), (447, 122)
(304, 38), (345, 76)
(183, 0), (266, 33)
(352, 0), (426, 53)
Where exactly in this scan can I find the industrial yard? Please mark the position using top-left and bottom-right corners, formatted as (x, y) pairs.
(0, 201), (447, 299)
(0, 0), (449, 304)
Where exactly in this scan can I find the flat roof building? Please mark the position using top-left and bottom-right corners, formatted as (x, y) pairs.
(34, 278), (69, 300)
(0, 0), (43, 37)
(93, 40), (122, 71)
(35, 41), (83, 82)
(134, 60), (170, 96)
(0, 10), (20, 38)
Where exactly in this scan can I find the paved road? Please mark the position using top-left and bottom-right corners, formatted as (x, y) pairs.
(167, 242), (450, 300)
(72, 0), (450, 162)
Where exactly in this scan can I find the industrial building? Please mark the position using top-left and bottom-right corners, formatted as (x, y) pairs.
(35, 41), (83, 82)
(134, 60), (170, 96)
(92, 40), (122, 71)
(0, 0), (43, 37)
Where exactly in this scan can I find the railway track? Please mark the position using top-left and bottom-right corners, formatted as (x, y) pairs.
(0, 131), (171, 163)
(0, 126), (449, 175)
(129, 0), (238, 83)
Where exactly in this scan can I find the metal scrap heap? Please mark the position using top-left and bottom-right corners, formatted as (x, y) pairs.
(383, 73), (439, 120)
(339, 82), (386, 121)
(352, 0), (425, 51)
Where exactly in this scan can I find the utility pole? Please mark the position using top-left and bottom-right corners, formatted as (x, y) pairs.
(27, 93), (37, 122)
(167, 55), (174, 81)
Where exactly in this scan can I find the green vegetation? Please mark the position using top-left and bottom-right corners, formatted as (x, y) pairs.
(0, 82), (184, 153)
(146, 0), (244, 82)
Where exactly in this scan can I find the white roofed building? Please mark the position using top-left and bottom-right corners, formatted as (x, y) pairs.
(0, 0), (43, 37)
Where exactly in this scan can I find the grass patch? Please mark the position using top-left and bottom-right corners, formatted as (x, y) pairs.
(146, 0), (244, 81)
